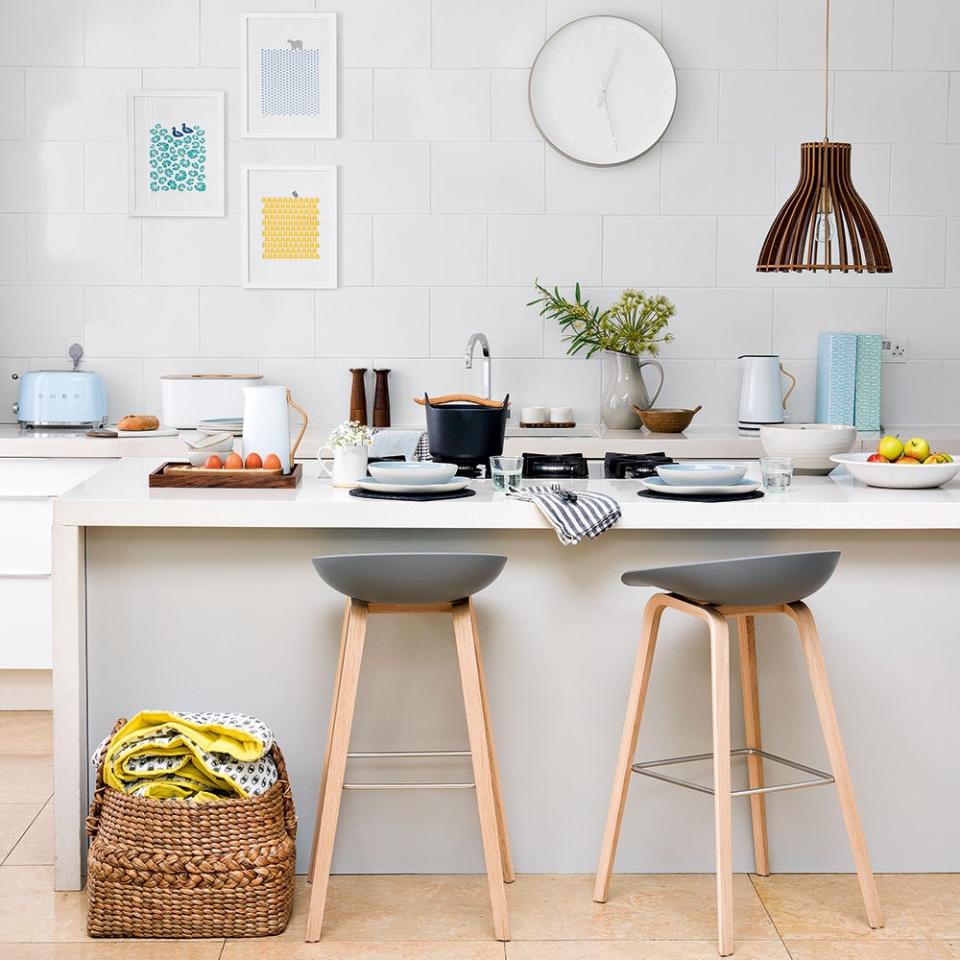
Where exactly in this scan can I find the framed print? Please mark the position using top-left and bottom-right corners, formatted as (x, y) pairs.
(241, 13), (337, 139)
(128, 91), (225, 217)
(242, 165), (338, 289)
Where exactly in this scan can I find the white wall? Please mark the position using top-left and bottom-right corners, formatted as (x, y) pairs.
(1, 0), (958, 428)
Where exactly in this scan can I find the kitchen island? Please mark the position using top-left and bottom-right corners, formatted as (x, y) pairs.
(52, 458), (960, 890)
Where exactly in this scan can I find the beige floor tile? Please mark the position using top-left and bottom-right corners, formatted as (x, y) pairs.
(0, 803), (39, 861)
(783, 942), (960, 960)
(507, 941), (791, 959)
(0, 944), (223, 959)
(0, 711), (53, 755)
(223, 941), (505, 959)
(5, 800), (53, 865)
(0, 755), (53, 803)
(0, 866), (88, 942)
(753, 875), (960, 940)
(508, 874), (778, 941)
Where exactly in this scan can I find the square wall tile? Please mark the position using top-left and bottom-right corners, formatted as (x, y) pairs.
(370, 358), (474, 426)
(894, 0), (960, 70)
(603, 216), (716, 287)
(341, 0), (431, 68)
(492, 70), (540, 142)
(226, 140), (316, 216)
(0, 359), (25, 422)
(944, 362), (960, 424)
(891, 146), (960, 217)
(835, 72), (949, 143)
(0, 287), (82, 356)
(432, 143), (544, 214)
(661, 143), (775, 215)
(888, 290), (960, 360)
(341, 214), (374, 286)
(33, 357), (145, 419)
(951, 73), (960, 143)
(663, 70), (719, 142)
(776, 143), (890, 216)
(26, 215), (141, 285)
(430, 287), (544, 358)
(200, 288), (314, 358)
(490, 215), (602, 286)
(373, 70), (491, 142)
(655, 359), (718, 424)
(373, 215), (487, 286)
(200, 0), (314, 67)
(881, 361), (945, 427)
(949, 218), (960, 286)
(546, 148), (659, 215)
(720, 71), (826, 142)
(84, 287), (200, 358)
(142, 216), (240, 287)
(772, 289), (887, 359)
(663, 0), (778, 69)
(497, 357), (601, 424)
(659, 288), (773, 360)
(313, 142), (430, 214)
(26, 69), (141, 140)
(258, 358), (373, 426)
(342, 69), (374, 141)
(83, 142), (128, 214)
(0, 215), (26, 283)
(316, 287), (429, 358)
(546, 0), (661, 36)
(143, 67), (240, 140)
(0, 0), (82, 66)
(0, 143), (83, 213)
(830, 217), (947, 289)
(142, 357), (257, 412)
(0, 69), (25, 139)
(779, 0), (893, 70)
(85, 0), (200, 67)
(432, 0), (546, 69)
(718, 216), (828, 288)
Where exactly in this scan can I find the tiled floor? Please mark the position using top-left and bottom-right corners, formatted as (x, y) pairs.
(1, 712), (957, 959)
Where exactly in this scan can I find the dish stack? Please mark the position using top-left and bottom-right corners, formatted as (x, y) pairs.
(355, 461), (470, 495)
(640, 463), (759, 497)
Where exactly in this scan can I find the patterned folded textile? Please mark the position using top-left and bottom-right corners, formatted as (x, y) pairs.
(509, 484), (622, 545)
(91, 710), (278, 802)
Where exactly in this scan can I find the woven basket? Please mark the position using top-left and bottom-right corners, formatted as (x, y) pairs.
(86, 718), (297, 939)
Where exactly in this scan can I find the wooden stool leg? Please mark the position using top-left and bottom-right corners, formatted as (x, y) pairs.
(708, 610), (734, 957)
(469, 598), (515, 883)
(305, 599), (369, 942)
(594, 594), (665, 903)
(736, 614), (770, 876)
(452, 599), (510, 942)
(787, 601), (884, 929)
(309, 598), (351, 881)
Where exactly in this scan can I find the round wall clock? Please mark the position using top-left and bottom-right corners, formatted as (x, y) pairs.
(528, 16), (677, 167)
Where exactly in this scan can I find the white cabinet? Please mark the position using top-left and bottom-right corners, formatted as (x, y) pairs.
(0, 578), (52, 669)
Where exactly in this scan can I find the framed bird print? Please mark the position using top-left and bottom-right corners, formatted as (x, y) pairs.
(241, 165), (338, 289)
(128, 91), (225, 216)
(241, 13), (337, 139)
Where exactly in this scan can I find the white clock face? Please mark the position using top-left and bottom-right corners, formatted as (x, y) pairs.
(529, 16), (677, 167)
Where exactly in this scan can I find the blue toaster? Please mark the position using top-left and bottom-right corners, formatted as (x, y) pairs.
(14, 369), (109, 428)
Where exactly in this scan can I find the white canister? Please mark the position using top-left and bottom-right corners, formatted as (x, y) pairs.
(550, 406), (574, 423)
(318, 444), (369, 488)
(521, 406), (547, 423)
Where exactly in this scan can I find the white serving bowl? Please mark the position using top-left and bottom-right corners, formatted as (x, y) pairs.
(187, 447), (235, 466)
(655, 463), (747, 487)
(830, 452), (960, 489)
(367, 461), (458, 485)
(759, 423), (857, 475)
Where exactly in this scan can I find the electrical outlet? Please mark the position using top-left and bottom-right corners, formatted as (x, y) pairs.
(882, 338), (907, 363)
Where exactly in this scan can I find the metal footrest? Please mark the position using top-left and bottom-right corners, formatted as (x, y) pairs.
(343, 749), (475, 791)
(631, 747), (834, 798)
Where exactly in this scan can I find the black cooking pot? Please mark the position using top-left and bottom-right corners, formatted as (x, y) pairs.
(423, 393), (510, 468)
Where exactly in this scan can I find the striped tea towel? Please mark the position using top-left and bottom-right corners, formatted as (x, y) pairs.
(510, 484), (621, 545)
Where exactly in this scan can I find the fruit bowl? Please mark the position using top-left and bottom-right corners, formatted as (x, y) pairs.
(830, 452), (960, 489)
(759, 423), (857, 475)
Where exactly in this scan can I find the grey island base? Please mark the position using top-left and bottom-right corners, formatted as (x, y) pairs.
(51, 458), (960, 890)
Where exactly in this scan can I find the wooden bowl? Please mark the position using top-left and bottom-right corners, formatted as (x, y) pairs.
(633, 405), (702, 433)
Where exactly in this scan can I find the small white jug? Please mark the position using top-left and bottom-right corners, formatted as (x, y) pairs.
(242, 385), (308, 474)
(318, 444), (368, 488)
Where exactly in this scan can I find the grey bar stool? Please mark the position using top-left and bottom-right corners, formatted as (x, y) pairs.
(594, 551), (883, 957)
(305, 553), (512, 943)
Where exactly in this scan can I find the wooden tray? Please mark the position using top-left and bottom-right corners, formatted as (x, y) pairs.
(148, 462), (302, 489)
(519, 421), (576, 429)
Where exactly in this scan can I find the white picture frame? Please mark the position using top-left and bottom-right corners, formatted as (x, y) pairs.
(241, 12), (337, 139)
(242, 165), (338, 289)
(128, 91), (225, 217)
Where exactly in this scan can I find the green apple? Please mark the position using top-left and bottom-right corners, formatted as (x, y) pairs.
(877, 435), (903, 460)
(903, 437), (930, 462)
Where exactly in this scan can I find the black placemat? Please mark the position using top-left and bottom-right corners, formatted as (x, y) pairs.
(638, 489), (765, 503)
(350, 487), (477, 502)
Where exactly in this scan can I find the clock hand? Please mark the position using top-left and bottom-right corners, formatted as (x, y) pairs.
(603, 97), (618, 149)
(596, 50), (620, 106)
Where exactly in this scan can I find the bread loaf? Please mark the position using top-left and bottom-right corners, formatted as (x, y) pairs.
(118, 414), (160, 432)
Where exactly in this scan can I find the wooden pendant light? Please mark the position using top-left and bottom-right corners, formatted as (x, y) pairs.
(756, 0), (892, 274)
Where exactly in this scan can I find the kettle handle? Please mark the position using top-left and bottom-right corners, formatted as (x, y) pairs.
(637, 359), (664, 408)
(779, 364), (797, 409)
(287, 390), (309, 461)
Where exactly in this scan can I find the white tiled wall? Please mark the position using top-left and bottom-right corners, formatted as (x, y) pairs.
(1, 0), (958, 427)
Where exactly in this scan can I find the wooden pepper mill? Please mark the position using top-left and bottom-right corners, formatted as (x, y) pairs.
(349, 368), (367, 425)
(373, 369), (391, 428)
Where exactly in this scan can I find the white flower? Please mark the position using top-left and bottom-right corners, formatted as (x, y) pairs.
(327, 420), (373, 448)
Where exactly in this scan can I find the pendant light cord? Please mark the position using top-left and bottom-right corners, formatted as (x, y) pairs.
(824, 0), (830, 141)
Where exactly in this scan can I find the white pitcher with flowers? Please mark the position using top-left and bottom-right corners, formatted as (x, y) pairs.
(318, 421), (373, 487)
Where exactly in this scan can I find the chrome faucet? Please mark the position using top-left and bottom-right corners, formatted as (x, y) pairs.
(464, 332), (491, 399)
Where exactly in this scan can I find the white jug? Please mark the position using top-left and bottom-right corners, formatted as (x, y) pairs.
(241, 386), (308, 474)
(738, 355), (797, 431)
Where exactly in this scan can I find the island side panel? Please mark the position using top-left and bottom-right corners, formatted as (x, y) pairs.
(82, 526), (960, 875)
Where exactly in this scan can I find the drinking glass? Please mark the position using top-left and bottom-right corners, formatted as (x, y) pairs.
(489, 456), (522, 491)
(760, 456), (794, 493)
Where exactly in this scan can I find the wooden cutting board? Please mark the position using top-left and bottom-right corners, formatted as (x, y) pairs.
(148, 462), (302, 489)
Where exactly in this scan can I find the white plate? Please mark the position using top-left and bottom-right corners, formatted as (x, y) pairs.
(198, 418), (244, 437)
(655, 462), (747, 486)
(830, 452), (960, 489)
(368, 461), (458, 485)
(642, 477), (761, 496)
(354, 477), (471, 494)
(116, 426), (179, 437)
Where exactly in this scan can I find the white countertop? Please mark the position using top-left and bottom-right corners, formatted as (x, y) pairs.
(53, 456), (960, 531)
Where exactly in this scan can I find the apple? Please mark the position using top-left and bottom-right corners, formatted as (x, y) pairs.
(866, 453), (888, 463)
(903, 437), (930, 462)
(924, 452), (954, 464)
(896, 456), (920, 465)
(877, 435), (904, 460)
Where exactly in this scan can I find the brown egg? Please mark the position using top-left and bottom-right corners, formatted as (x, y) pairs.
(263, 453), (282, 471)
(204, 455), (223, 469)
(224, 452), (243, 470)
(245, 452), (263, 469)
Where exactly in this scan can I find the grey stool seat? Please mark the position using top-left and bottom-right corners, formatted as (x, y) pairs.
(312, 553), (506, 605)
(621, 550), (840, 607)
